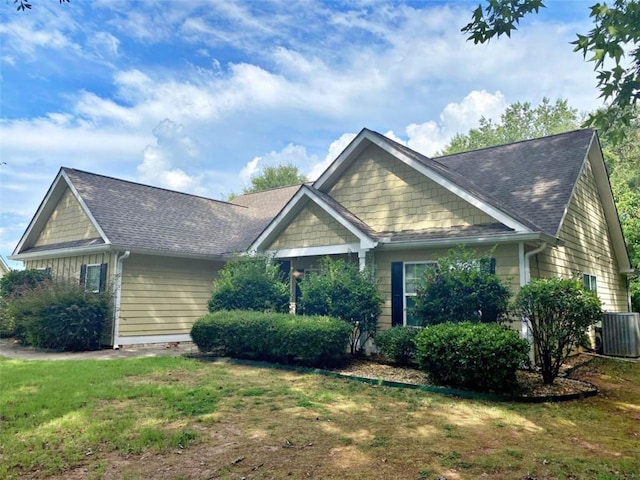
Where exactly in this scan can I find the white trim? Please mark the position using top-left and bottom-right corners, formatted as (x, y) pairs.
(61, 170), (111, 244)
(117, 333), (192, 346)
(267, 243), (361, 258)
(313, 130), (532, 233)
(518, 242), (526, 287)
(10, 244), (112, 261)
(377, 232), (558, 251)
(250, 186), (377, 253)
(83, 263), (102, 294)
(112, 250), (130, 349)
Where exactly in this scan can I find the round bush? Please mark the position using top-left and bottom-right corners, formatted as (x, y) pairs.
(374, 327), (418, 365)
(414, 322), (529, 393)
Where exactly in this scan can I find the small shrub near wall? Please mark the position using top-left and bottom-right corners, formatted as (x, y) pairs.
(7, 280), (111, 351)
(414, 322), (530, 393)
(374, 327), (418, 365)
(191, 310), (351, 367)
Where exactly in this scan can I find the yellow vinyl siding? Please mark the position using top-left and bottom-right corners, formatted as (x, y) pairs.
(34, 187), (101, 246)
(25, 252), (115, 287)
(268, 202), (359, 250)
(118, 254), (222, 337)
(534, 158), (628, 311)
(329, 144), (495, 232)
(374, 245), (520, 331)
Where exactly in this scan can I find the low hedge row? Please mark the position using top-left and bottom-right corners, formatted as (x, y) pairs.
(414, 322), (530, 393)
(190, 310), (351, 367)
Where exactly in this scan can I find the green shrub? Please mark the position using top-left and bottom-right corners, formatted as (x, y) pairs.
(414, 322), (529, 393)
(374, 327), (418, 365)
(191, 310), (351, 367)
(7, 280), (111, 351)
(208, 255), (289, 313)
(412, 247), (511, 326)
(298, 257), (382, 354)
(0, 269), (53, 337)
(513, 278), (602, 384)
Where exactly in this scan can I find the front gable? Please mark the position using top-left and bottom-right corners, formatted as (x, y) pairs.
(268, 201), (359, 250)
(328, 143), (495, 232)
(33, 186), (102, 247)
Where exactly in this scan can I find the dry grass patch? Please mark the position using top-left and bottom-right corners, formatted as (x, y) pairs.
(1, 355), (638, 479)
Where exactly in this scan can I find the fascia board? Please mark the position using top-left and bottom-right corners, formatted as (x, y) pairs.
(61, 170), (111, 244)
(9, 244), (113, 261)
(377, 232), (558, 251)
(265, 243), (362, 258)
(585, 134), (633, 272)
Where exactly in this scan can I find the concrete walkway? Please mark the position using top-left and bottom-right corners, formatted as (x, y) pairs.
(0, 337), (198, 360)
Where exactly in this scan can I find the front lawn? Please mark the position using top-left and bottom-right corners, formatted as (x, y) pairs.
(0, 355), (638, 479)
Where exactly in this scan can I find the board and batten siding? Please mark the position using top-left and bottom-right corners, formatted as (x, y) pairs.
(33, 187), (101, 247)
(533, 157), (629, 312)
(25, 252), (116, 286)
(374, 245), (521, 331)
(118, 254), (223, 337)
(268, 202), (359, 250)
(328, 144), (495, 232)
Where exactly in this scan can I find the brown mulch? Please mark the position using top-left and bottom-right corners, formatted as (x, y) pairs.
(331, 353), (598, 399)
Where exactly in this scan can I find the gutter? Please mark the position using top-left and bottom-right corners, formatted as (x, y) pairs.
(112, 250), (130, 350)
(519, 242), (548, 360)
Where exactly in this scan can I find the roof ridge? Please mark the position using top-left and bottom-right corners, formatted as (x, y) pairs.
(61, 167), (244, 208)
(433, 128), (593, 159)
(234, 183), (305, 197)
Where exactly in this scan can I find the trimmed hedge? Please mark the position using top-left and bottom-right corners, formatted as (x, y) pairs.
(415, 322), (529, 393)
(190, 310), (351, 367)
(374, 327), (418, 365)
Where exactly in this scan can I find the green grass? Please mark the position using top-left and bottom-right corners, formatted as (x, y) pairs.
(0, 355), (638, 479)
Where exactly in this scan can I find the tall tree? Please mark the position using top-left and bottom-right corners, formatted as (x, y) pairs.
(243, 164), (307, 194)
(601, 110), (640, 310)
(462, 0), (640, 142)
(440, 97), (580, 155)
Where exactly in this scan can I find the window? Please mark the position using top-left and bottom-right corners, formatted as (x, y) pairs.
(80, 263), (107, 293)
(404, 262), (437, 327)
(583, 273), (597, 293)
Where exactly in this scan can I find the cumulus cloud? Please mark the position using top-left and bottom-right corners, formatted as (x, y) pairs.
(307, 133), (357, 181)
(137, 119), (204, 193)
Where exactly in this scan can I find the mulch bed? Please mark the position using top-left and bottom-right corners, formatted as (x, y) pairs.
(331, 354), (598, 401)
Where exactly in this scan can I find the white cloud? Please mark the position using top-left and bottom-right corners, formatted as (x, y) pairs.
(307, 133), (357, 181)
(240, 157), (261, 184)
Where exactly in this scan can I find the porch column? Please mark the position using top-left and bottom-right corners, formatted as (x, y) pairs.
(358, 249), (368, 271)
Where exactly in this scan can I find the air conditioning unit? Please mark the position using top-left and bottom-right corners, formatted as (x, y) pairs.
(601, 312), (640, 358)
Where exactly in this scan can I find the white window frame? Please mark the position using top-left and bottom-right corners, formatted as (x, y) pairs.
(583, 273), (597, 294)
(403, 261), (438, 327)
(84, 263), (103, 294)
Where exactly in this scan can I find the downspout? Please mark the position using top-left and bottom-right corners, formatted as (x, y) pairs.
(520, 242), (547, 360)
(112, 250), (130, 350)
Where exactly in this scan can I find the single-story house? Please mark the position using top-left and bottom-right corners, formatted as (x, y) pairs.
(10, 128), (634, 347)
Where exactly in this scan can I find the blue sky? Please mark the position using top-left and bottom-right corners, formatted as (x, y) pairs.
(0, 0), (603, 268)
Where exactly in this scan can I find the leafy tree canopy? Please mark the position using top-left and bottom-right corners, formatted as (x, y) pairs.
(243, 164), (307, 194)
(462, 0), (640, 142)
(439, 97), (580, 155)
(13, 0), (68, 11)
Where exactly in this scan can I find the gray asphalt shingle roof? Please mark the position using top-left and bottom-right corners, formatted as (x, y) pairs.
(63, 169), (297, 256)
(367, 128), (593, 236)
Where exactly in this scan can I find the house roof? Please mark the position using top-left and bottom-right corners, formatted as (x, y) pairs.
(14, 168), (299, 258)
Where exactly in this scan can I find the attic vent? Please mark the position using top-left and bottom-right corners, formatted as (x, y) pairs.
(601, 312), (640, 358)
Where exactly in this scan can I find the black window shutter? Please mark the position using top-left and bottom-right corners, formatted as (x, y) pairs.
(278, 260), (291, 284)
(99, 263), (108, 293)
(391, 262), (404, 326)
(480, 258), (496, 275)
(79, 264), (87, 286)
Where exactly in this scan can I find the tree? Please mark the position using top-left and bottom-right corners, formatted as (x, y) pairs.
(513, 278), (602, 384)
(440, 97), (580, 155)
(462, 0), (640, 141)
(601, 109), (640, 310)
(412, 247), (511, 326)
(12, 0), (69, 11)
(298, 257), (383, 355)
(243, 164), (307, 194)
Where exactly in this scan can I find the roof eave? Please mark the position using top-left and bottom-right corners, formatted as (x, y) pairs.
(376, 231), (559, 250)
